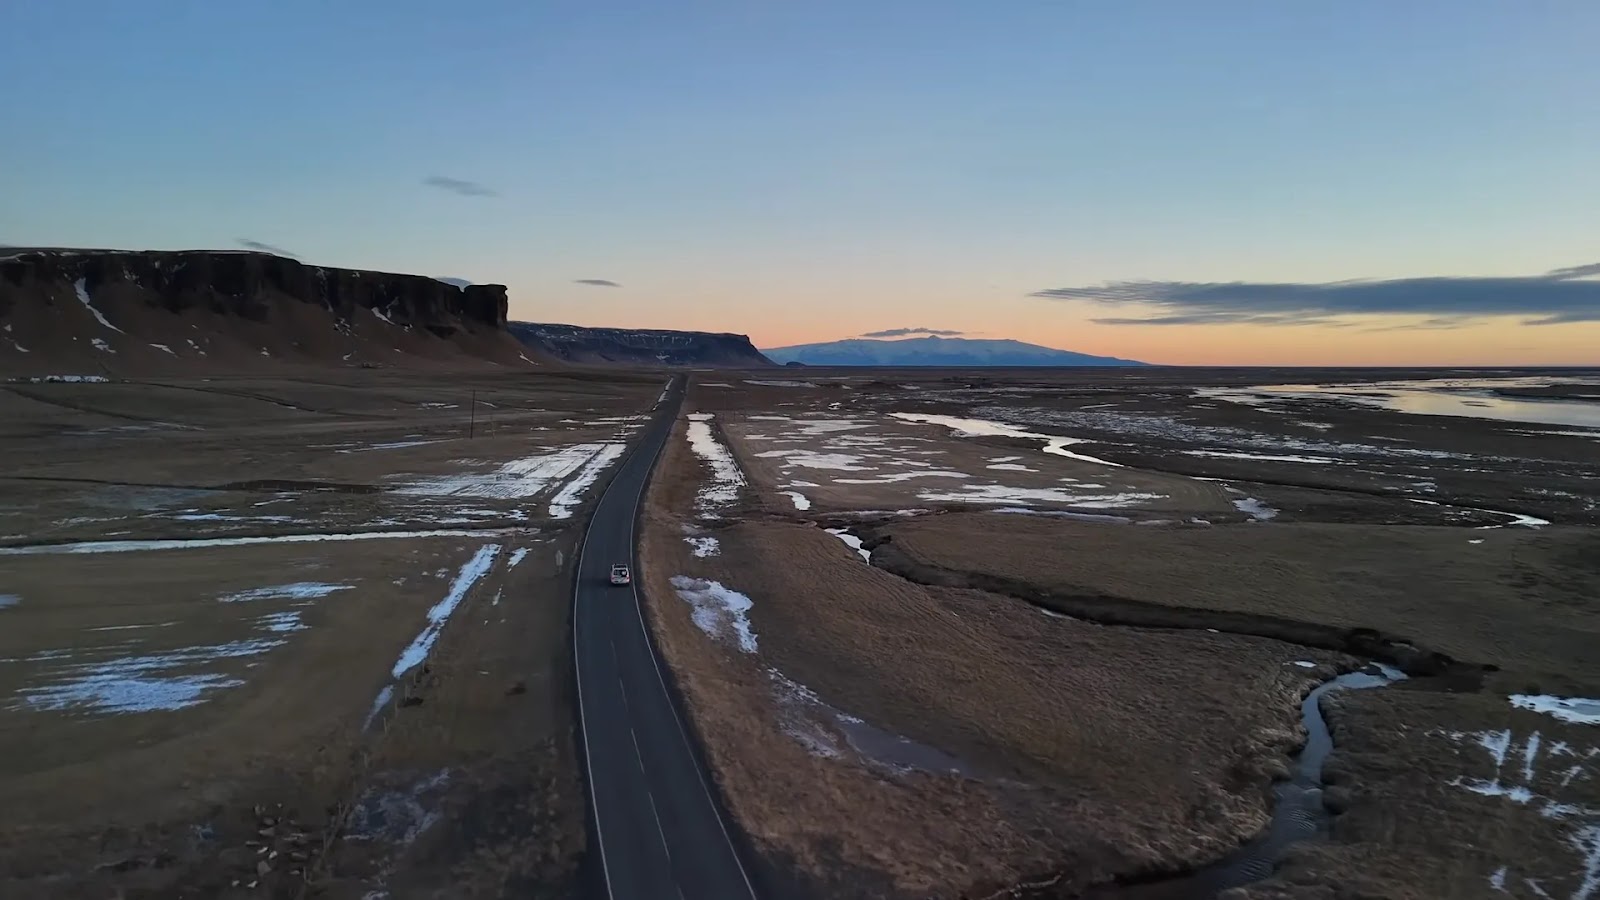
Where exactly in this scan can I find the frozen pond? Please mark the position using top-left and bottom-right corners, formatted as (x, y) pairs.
(1197, 377), (1600, 429)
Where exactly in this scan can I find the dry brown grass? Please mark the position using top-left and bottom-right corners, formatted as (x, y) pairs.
(878, 512), (1600, 694)
(1234, 687), (1600, 900)
(0, 369), (652, 898)
(641, 417), (1354, 897)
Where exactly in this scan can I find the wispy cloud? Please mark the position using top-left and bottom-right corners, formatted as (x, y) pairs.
(237, 238), (296, 257)
(1034, 262), (1600, 326)
(861, 327), (966, 338)
(573, 278), (621, 287)
(422, 175), (498, 197)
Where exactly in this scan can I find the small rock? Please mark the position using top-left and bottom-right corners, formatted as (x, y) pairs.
(506, 680), (527, 696)
(400, 695), (424, 707)
(256, 860), (271, 876)
(258, 826), (276, 838)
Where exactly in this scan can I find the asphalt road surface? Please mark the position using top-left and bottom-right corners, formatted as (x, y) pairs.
(572, 375), (758, 900)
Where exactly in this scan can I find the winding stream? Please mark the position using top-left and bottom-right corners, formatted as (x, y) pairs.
(1098, 663), (1408, 899)
(835, 525), (1419, 897)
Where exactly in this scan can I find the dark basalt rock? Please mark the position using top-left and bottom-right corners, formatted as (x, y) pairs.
(508, 321), (773, 367)
(0, 248), (508, 331)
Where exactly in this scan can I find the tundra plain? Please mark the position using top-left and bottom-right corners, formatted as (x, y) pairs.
(0, 367), (664, 899)
(648, 368), (1600, 900)
(5, 366), (1599, 900)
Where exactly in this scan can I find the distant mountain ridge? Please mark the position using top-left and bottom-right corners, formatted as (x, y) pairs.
(509, 322), (773, 367)
(762, 335), (1147, 367)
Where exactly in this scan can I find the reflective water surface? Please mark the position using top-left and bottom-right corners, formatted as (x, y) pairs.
(1197, 376), (1600, 429)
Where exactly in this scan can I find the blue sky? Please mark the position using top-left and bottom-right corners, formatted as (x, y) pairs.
(3, 1), (1597, 363)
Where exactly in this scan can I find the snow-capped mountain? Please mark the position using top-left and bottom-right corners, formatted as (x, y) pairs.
(761, 335), (1147, 367)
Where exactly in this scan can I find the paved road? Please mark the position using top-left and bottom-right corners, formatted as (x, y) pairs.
(572, 375), (758, 900)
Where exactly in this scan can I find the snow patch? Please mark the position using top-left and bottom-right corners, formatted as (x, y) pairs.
(835, 471), (970, 484)
(687, 413), (746, 516)
(1435, 725), (1600, 895)
(781, 490), (811, 511)
(396, 444), (620, 500)
(345, 769), (452, 847)
(890, 412), (1121, 467)
(256, 611), (306, 633)
(390, 545), (500, 680)
(685, 535), (720, 557)
(1513, 695), (1600, 726)
(753, 449), (873, 471)
(74, 278), (124, 333)
(1232, 497), (1279, 521)
(15, 374), (110, 383)
(670, 576), (756, 653)
(338, 440), (444, 453)
(1183, 450), (1340, 464)
(825, 529), (871, 562)
(10, 637), (284, 713)
(219, 582), (353, 603)
(548, 443), (625, 518)
(917, 484), (1164, 507)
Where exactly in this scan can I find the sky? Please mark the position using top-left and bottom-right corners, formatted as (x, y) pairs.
(3, 1), (1598, 366)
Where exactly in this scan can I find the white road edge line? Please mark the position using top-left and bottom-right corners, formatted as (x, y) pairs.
(630, 725), (648, 771)
(625, 389), (759, 900)
(644, 788), (674, 863)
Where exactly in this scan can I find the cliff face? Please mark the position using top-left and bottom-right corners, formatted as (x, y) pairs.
(0, 249), (507, 333)
(508, 322), (773, 367)
(0, 249), (534, 373)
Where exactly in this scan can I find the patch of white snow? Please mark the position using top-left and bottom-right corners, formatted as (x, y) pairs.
(670, 576), (756, 652)
(548, 443), (626, 518)
(74, 278), (124, 333)
(1512, 695), (1600, 726)
(390, 545), (500, 679)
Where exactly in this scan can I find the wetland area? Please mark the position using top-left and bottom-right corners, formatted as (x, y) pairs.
(650, 367), (1600, 899)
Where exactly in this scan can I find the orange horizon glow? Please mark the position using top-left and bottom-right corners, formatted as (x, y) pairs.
(507, 283), (1600, 369)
